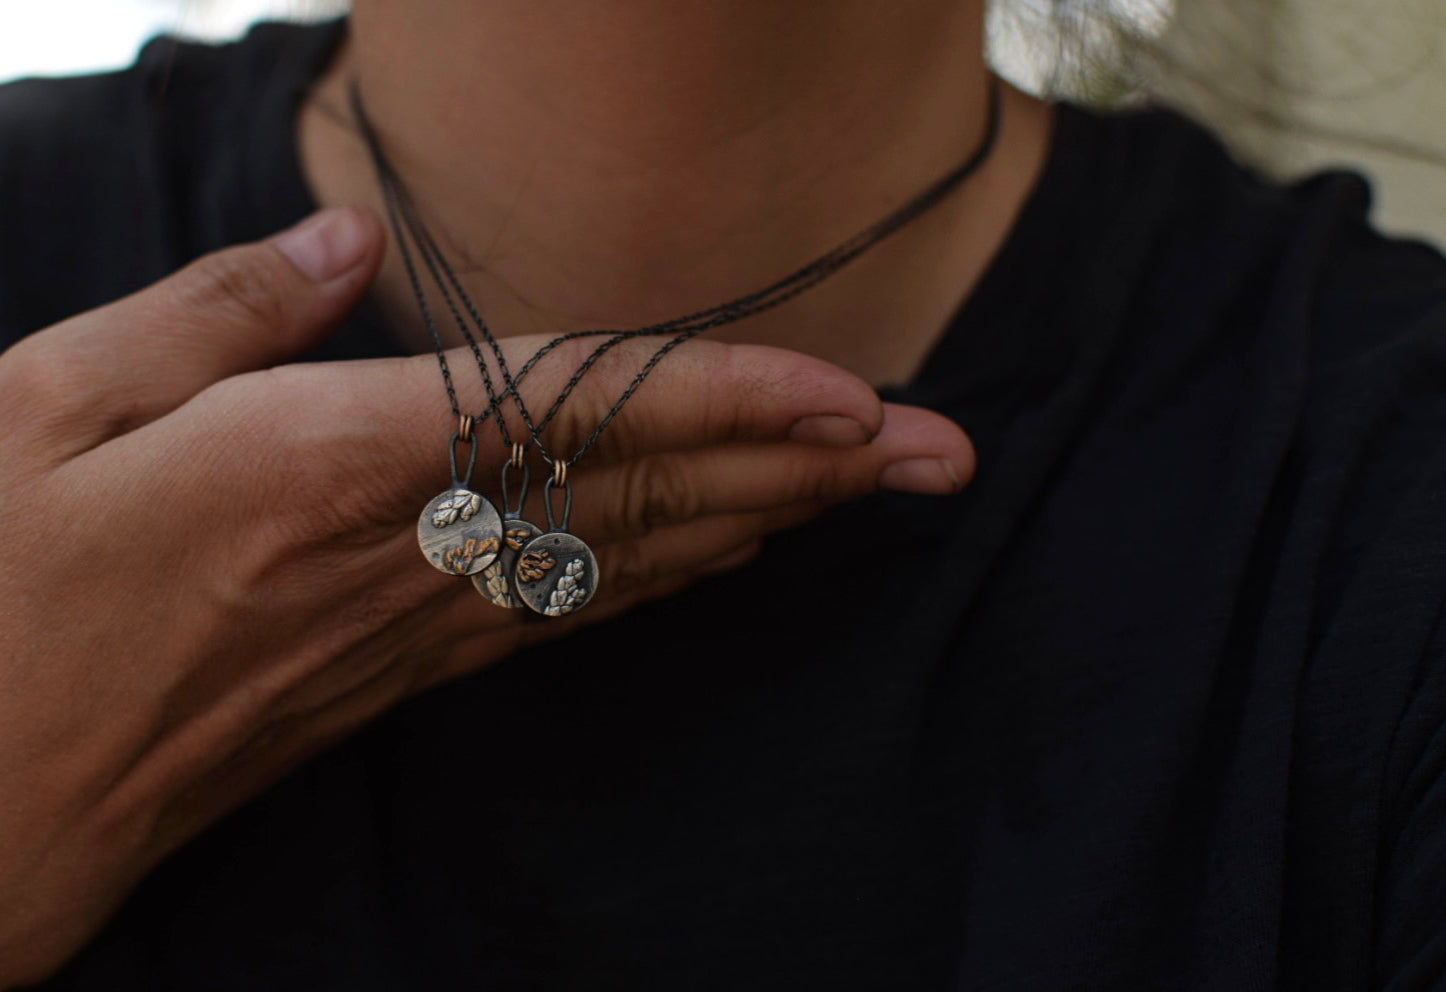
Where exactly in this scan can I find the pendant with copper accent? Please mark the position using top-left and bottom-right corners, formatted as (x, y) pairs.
(473, 445), (543, 608)
(418, 427), (502, 576)
(515, 462), (598, 617)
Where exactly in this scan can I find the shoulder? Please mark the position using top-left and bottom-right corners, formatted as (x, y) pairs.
(1073, 104), (1446, 976)
(1079, 96), (1446, 787)
(0, 20), (343, 342)
(1070, 98), (1442, 311)
(1069, 99), (1446, 489)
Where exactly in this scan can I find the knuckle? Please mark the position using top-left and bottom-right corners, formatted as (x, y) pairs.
(762, 351), (847, 405)
(682, 344), (791, 447)
(800, 455), (852, 504)
(0, 334), (114, 447)
(270, 447), (360, 543)
(719, 343), (785, 396)
(715, 349), (866, 441)
(0, 336), (71, 410)
(193, 365), (296, 445)
(694, 351), (752, 444)
(538, 337), (653, 458)
(265, 454), (359, 549)
(199, 364), (420, 550)
(176, 247), (290, 332)
(617, 455), (698, 534)
(193, 371), (342, 539)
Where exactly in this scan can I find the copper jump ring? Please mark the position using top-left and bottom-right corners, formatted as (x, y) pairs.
(457, 413), (474, 443)
(552, 460), (568, 488)
(511, 442), (526, 470)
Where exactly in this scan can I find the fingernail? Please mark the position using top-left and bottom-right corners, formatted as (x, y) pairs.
(788, 414), (872, 447)
(878, 457), (964, 495)
(272, 208), (371, 282)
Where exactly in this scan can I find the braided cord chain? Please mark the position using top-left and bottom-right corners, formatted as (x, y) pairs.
(350, 76), (1003, 468)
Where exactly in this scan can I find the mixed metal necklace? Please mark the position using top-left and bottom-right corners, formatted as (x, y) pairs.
(349, 76), (1003, 617)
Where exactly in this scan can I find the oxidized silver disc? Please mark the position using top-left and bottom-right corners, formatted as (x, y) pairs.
(514, 531), (599, 617)
(471, 518), (544, 609)
(417, 487), (503, 576)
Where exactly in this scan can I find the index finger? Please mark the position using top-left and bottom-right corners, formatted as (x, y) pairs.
(178, 331), (884, 473)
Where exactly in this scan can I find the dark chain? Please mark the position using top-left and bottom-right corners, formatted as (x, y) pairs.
(361, 129), (464, 422)
(350, 76), (1003, 467)
(393, 180), (534, 448)
(353, 87), (521, 448)
(396, 181), (519, 446)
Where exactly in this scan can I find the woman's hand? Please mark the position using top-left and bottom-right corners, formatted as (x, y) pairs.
(0, 208), (973, 985)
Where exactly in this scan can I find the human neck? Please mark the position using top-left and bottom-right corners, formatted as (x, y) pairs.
(299, 1), (1053, 386)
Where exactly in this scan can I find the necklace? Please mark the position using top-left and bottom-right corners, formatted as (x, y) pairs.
(373, 147), (542, 603)
(349, 76), (1003, 615)
(389, 176), (552, 610)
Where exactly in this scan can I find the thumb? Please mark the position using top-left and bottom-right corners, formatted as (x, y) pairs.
(4, 207), (383, 459)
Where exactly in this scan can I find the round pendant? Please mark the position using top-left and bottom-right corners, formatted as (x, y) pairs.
(471, 518), (544, 609)
(417, 488), (503, 576)
(514, 531), (599, 617)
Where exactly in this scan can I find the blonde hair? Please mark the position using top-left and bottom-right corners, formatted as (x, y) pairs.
(989, 0), (1446, 246)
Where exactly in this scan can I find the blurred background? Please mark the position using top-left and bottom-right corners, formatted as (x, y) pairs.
(2, 0), (1443, 248)
(0, 0), (343, 80)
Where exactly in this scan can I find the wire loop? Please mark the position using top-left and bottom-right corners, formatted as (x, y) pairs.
(448, 430), (479, 489)
(500, 452), (530, 518)
(542, 475), (573, 532)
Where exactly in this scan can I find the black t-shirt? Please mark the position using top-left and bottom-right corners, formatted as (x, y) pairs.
(4, 19), (1446, 992)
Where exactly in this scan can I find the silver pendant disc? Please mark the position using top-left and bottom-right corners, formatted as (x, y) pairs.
(514, 531), (599, 617)
(417, 488), (503, 576)
(471, 518), (544, 608)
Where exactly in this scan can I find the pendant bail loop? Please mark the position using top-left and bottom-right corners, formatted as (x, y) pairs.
(448, 429), (479, 488)
(500, 448), (531, 518)
(542, 474), (573, 532)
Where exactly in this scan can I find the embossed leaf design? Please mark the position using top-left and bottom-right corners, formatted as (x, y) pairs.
(517, 549), (556, 584)
(504, 526), (533, 551)
(442, 535), (500, 574)
(543, 558), (588, 616)
(431, 490), (482, 528)
(483, 567), (516, 607)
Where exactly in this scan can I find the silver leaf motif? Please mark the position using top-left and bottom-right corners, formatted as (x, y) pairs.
(543, 558), (589, 617)
(431, 489), (482, 529)
(483, 566), (518, 609)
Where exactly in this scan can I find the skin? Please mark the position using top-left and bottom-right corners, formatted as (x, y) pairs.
(305, 0), (1055, 384)
(0, 1), (1051, 985)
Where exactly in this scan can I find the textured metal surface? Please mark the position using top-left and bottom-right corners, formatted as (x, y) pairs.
(417, 488), (503, 576)
(472, 518), (544, 609)
(515, 531), (599, 617)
